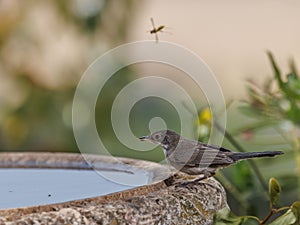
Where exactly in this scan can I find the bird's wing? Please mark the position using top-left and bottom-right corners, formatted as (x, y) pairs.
(150, 17), (155, 29)
(170, 143), (234, 167)
(204, 143), (232, 152)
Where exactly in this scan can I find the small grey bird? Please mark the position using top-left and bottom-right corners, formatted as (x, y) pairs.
(139, 130), (284, 182)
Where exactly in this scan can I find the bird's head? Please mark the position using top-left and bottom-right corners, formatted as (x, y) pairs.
(139, 129), (180, 151)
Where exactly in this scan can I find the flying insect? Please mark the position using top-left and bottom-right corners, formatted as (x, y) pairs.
(149, 17), (165, 43)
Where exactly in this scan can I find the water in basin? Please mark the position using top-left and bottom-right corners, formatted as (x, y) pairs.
(0, 168), (149, 209)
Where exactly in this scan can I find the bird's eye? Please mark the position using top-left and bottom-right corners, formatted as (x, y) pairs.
(154, 134), (160, 140)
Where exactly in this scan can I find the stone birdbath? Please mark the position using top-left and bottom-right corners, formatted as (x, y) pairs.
(0, 152), (227, 224)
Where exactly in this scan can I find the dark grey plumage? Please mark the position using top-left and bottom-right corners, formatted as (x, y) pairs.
(139, 129), (284, 179)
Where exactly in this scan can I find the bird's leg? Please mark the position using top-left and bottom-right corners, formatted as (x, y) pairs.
(164, 174), (176, 186)
(178, 171), (215, 187)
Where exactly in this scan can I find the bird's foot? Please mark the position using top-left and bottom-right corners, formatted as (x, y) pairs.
(164, 175), (176, 187)
(175, 171), (215, 187)
(175, 176), (206, 187)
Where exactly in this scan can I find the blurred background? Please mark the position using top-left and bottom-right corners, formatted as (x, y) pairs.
(0, 0), (299, 219)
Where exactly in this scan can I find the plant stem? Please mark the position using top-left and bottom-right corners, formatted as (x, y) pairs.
(215, 172), (247, 213)
(259, 207), (290, 225)
(260, 209), (276, 224)
(291, 128), (300, 199)
(214, 121), (269, 193)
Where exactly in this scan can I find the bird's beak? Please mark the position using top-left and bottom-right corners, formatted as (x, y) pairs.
(139, 136), (150, 141)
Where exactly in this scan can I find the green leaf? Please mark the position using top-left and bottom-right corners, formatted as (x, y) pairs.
(289, 58), (299, 78)
(291, 201), (300, 223)
(266, 201), (300, 225)
(213, 208), (248, 225)
(286, 73), (300, 99)
(269, 209), (297, 225)
(267, 51), (284, 89)
(269, 178), (281, 207)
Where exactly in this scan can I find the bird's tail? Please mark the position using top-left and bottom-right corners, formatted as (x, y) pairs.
(230, 151), (284, 161)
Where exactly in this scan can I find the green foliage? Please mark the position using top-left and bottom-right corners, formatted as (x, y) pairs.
(214, 208), (247, 225)
(233, 51), (300, 215)
(205, 52), (300, 219)
(244, 51), (300, 125)
(269, 208), (297, 225)
(214, 178), (300, 225)
(269, 178), (281, 207)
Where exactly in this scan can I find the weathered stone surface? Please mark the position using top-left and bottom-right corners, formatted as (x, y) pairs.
(0, 176), (227, 224)
(0, 153), (228, 225)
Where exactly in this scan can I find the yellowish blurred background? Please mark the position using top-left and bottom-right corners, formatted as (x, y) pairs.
(129, 0), (300, 99)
